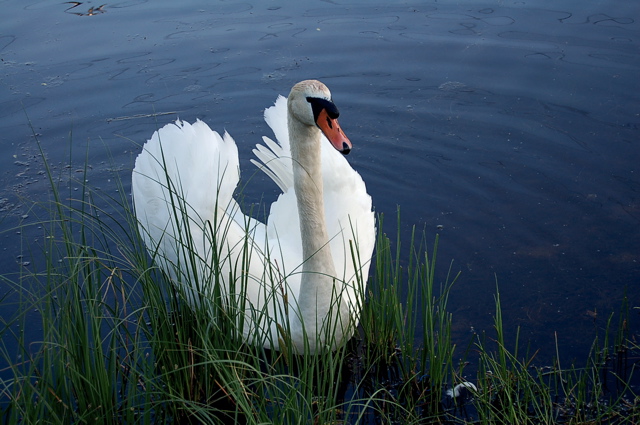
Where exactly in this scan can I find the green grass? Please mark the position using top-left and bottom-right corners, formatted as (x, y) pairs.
(0, 136), (638, 424)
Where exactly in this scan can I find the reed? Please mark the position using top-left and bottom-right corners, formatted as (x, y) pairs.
(0, 135), (637, 424)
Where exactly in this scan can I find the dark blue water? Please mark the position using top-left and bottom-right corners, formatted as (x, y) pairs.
(1, 0), (638, 365)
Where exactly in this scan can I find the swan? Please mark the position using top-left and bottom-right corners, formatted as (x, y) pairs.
(132, 80), (375, 353)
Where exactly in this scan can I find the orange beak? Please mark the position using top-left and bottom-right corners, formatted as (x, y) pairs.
(316, 108), (352, 155)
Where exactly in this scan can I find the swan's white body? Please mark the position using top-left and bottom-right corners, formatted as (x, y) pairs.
(132, 80), (375, 353)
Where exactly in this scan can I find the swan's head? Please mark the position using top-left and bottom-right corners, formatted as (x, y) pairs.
(288, 80), (352, 155)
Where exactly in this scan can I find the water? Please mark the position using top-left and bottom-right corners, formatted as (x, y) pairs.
(1, 0), (638, 365)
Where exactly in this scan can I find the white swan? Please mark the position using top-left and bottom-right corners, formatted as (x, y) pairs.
(132, 80), (375, 353)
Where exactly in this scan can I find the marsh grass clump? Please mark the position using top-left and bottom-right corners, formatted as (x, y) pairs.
(355, 212), (459, 419)
(470, 291), (640, 425)
(0, 137), (638, 424)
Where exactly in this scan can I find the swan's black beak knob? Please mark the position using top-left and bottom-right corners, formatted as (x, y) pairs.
(308, 96), (353, 154)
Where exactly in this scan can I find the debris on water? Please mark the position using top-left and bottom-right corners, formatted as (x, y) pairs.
(0, 198), (15, 212)
(438, 81), (470, 92)
(447, 382), (478, 398)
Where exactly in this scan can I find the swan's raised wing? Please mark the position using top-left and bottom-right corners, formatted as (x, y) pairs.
(250, 96), (294, 192)
(132, 120), (269, 303)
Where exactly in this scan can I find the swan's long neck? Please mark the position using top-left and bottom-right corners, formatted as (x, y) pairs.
(288, 113), (345, 346)
(289, 115), (336, 285)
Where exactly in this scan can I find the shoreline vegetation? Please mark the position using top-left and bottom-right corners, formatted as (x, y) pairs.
(0, 138), (638, 424)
